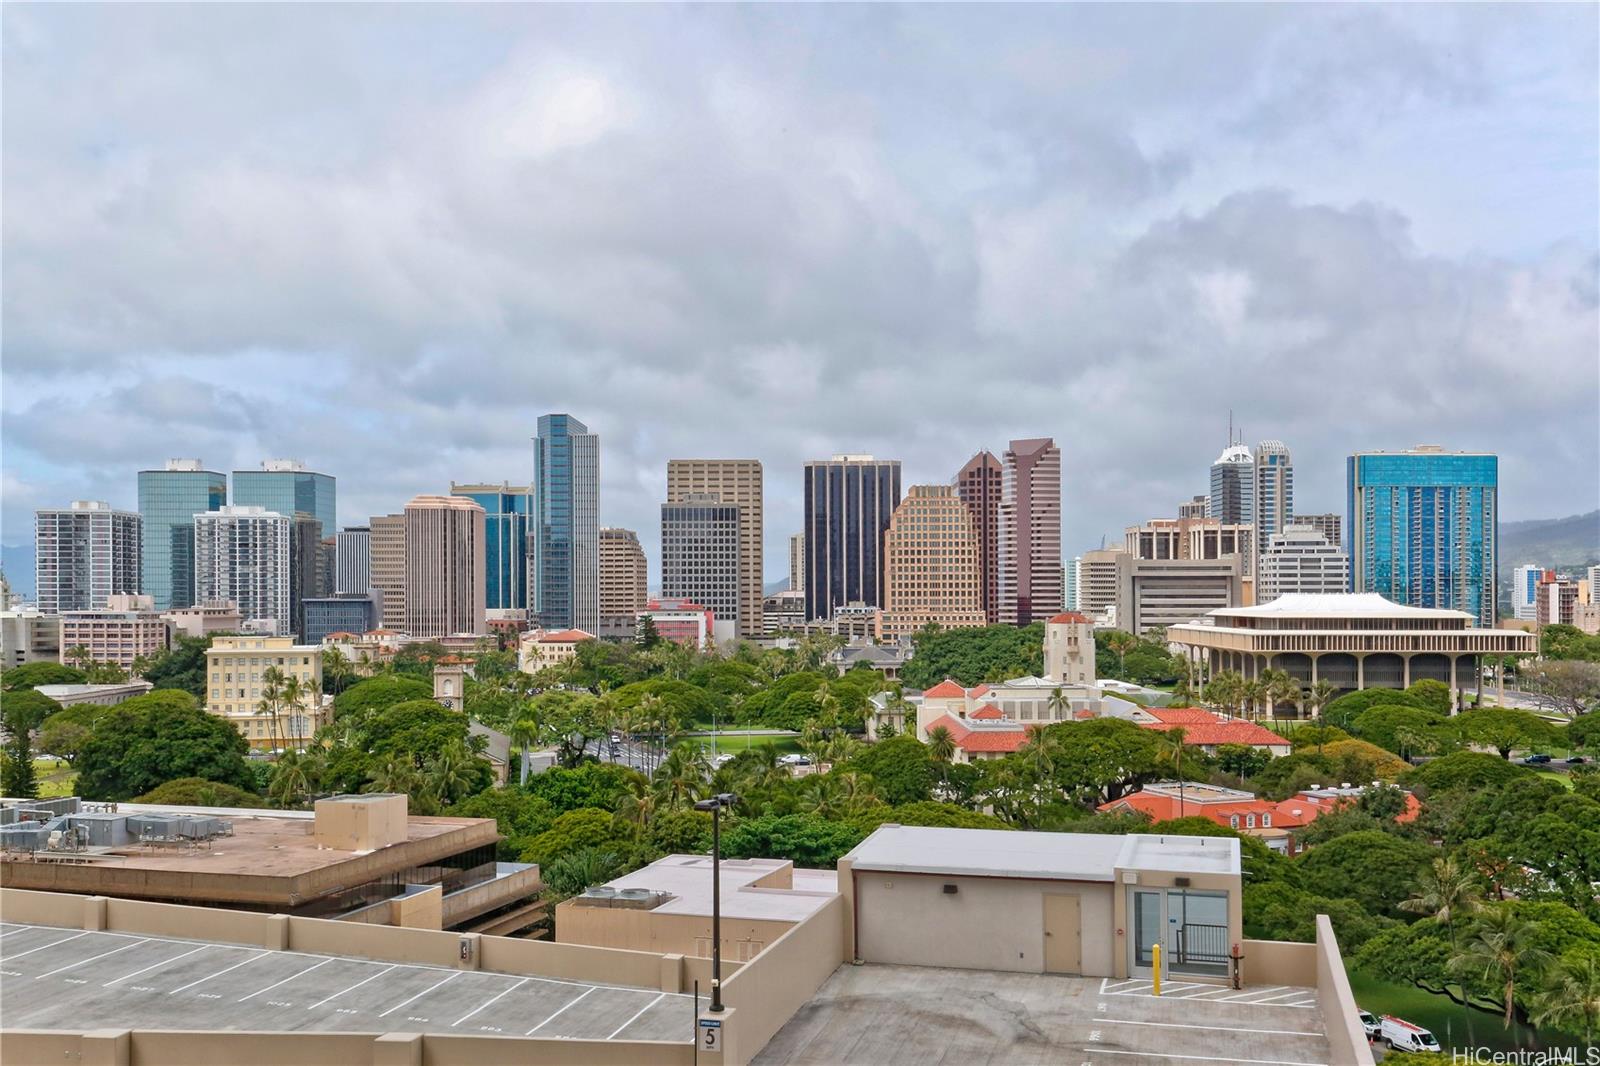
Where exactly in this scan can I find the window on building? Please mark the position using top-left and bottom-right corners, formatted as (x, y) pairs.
(1229, 815), (1240, 828)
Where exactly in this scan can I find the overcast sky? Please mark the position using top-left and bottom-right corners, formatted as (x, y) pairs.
(4, 4), (1597, 583)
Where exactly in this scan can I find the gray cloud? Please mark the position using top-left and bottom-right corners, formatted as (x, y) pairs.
(3, 4), (1596, 574)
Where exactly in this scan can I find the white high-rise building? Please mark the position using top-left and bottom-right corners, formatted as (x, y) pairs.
(1586, 565), (1599, 605)
(1253, 440), (1293, 562)
(195, 506), (291, 636)
(1512, 564), (1546, 621)
(334, 527), (372, 595)
(1257, 526), (1350, 600)
(34, 501), (142, 614)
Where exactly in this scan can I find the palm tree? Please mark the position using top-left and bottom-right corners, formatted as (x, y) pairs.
(798, 722), (828, 767)
(652, 742), (710, 811)
(426, 743), (478, 808)
(1260, 669), (1301, 720)
(280, 673), (309, 750)
(510, 711), (542, 787)
(823, 733), (860, 769)
(256, 666), (286, 753)
(1450, 906), (1554, 1028)
(1105, 631), (1137, 678)
(1399, 856), (1482, 950)
(616, 779), (658, 839)
(927, 725), (956, 764)
(321, 647), (354, 695)
(1240, 678), (1267, 721)
(1047, 687), (1069, 722)
(1529, 953), (1600, 1045)
(1154, 727), (1189, 815)
(267, 749), (318, 808)
(1303, 679), (1339, 753)
(365, 755), (423, 797)
(833, 771), (880, 815)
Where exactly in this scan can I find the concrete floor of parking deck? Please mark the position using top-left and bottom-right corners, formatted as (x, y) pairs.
(753, 964), (1333, 1066)
(0, 922), (692, 1042)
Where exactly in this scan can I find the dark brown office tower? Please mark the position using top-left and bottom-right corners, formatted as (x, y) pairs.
(956, 451), (1003, 622)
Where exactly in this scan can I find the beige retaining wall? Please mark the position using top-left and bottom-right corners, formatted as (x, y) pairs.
(719, 894), (847, 1065)
(1242, 936), (1317, 987)
(1315, 915), (1375, 1066)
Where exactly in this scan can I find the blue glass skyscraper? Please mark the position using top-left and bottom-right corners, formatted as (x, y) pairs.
(137, 459), (228, 611)
(451, 482), (531, 613)
(532, 415), (599, 631)
(1347, 447), (1498, 626)
(232, 460), (337, 540)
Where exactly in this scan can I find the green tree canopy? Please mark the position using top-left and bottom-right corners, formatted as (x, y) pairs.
(520, 808), (634, 865)
(1401, 752), (1537, 794)
(140, 635), (213, 697)
(132, 777), (265, 807)
(74, 690), (253, 800)
(1, 688), (63, 735)
(900, 624), (1044, 688)
(2, 661), (86, 690)
(1351, 704), (1449, 756)
(524, 762), (647, 814)
(332, 676), (433, 720)
(1294, 830), (1435, 917)
(1455, 706), (1561, 760)
(1322, 687), (1428, 731)
(722, 812), (867, 868)
(845, 735), (933, 807)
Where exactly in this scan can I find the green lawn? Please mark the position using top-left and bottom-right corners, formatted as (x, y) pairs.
(685, 733), (802, 755)
(1536, 770), (1574, 790)
(30, 758), (77, 799)
(1346, 969), (1551, 1053)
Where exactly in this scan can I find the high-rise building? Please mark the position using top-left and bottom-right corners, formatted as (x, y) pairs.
(802, 455), (902, 621)
(598, 528), (648, 639)
(289, 513), (326, 640)
(956, 451), (1003, 622)
(998, 437), (1063, 626)
(1125, 517), (1251, 562)
(1178, 495), (1209, 521)
(1534, 575), (1579, 627)
(451, 483), (531, 615)
(335, 527), (372, 595)
(1064, 560), (1079, 611)
(138, 459), (227, 612)
(1293, 512), (1342, 549)
(532, 414), (599, 632)
(1347, 447), (1498, 627)
(1589, 566), (1600, 606)
(789, 534), (805, 593)
(403, 495), (486, 637)
(665, 460), (763, 638)
(881, 485), (985, 638)
(1257, 527), (1350, 600)
(661, 495), (741, 642)
(34, 501), (142, 614)
(1209, 445), (1255, 526)
(302, 594), (382, 646)
(195, 506), (292, 635)
(369, 514), (407, 631)
(1077, 549), (1121, 621)
(1512, 564), (1546, 622)
(232, 460), (336, 541)
(1114, 554), (1245, 635)
(1253, 440), (1293, 563)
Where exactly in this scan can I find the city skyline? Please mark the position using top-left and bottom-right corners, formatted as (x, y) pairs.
(3, 5), (1597, 585)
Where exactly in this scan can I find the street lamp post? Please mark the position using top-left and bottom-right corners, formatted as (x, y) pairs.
(693, 792), (737, 1012)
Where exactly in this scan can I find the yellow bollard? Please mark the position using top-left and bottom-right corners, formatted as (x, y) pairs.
(1152, 944), (1162, 995)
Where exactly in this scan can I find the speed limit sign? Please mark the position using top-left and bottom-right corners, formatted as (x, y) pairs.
(698, 1017), (722, 1052)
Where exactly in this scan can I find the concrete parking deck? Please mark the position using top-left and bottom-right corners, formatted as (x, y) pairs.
(0, 922), (693, 1042)
(753, 964), (1333, 1066)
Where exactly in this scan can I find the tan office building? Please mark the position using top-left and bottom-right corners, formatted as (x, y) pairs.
(598, 527), (648, 638)
(403, 495), (486, 637)
(58, 595), (169, 670)
(881, 485), (986, 638)
(998, 438), (1063, 625)
(205, 634), (327, 749)
(369, 513), (407, 631)
(1077, 548), (1121, 620)
(956, 450), (1003, 622)
(666, 459), (763, 638)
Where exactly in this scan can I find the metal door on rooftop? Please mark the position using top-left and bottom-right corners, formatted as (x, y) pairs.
(1042, 894), (1082, 974)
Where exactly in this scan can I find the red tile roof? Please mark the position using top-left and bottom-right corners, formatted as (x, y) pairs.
(324, 631), (357, 640)
(1143, 719), (1291, 749)
(970, 706), (1004, 720)
(922, 679), (968, 699)
(970, 684), (992, 698)
(924, 714), (1034, 754)
(1145, 707), (1227, 724)
(537, 629), (595, 642)
(1074, 708), (1097, 720)
(1048, 612), (1091, 624)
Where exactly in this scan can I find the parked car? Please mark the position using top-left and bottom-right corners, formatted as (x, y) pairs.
(777, 753), (811, 766)
(1566, 755), (1588, 764)
(1358, 1010), (1381, 1041)
(1380, 1016), (1441, 1052)
(1523, 753), (1553, 765)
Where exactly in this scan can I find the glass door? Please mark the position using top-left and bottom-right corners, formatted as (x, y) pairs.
(1131, 889), (1163, 974)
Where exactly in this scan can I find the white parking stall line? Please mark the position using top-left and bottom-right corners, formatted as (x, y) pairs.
(0, 925), (34, 937)
(1101, 978), (1149, 993)
(307, 963), (397, 1010)
(1253, 989), (1317, 1004)
(378, 970), (461, 1018)
(452, 976), (528, 1027)
(168, 951), (270, 995)
(1107, 981), (1156, 996)
(238, 957), (330, 1001)
(4, 931), (91, 961)
(1216, 985), (1290, 1002)
(36, 938), (150, 978)
(104, 944), (211, 986)
(607, 992), (667, 1039)
(1104, 1018), (1325, 1038)
(1161, 985), (1239, 999)
(527, 986), (595, 1035)
(1091, 1050), (1327, 1066)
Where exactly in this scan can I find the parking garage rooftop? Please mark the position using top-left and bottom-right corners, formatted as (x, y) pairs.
(845, 826), (1240, 882)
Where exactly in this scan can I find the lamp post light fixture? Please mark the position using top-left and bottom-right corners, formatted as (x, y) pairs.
(693, 791), (737, 1012)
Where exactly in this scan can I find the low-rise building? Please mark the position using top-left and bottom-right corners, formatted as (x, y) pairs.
(635, 598), (713, 648)
(762, 589), (806, 635)
(57, 594), (169, 670)
(1, 609), (61, 669)
(160, 599), (244, 638)
(204, 634), (328, 750)
(518, 627), (595, 673)
(1114, 553), (1245, 634)
(1535, 574), (1580, 627)
(33, 680), (155, 708)
(825, 638), (912, 679)
(1097, 781), (1416, 854)
(302, 593), (382, 646)
(1137, 706), (1292, 757)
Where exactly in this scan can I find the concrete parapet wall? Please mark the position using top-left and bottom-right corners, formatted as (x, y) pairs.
(721, 894), (846, 1065)
(1315, 915), (1375, 1066)
(1242, 937), (1317, 987)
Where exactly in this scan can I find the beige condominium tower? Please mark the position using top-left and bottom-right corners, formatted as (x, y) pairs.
(598, 527), (648, 638)
(403, 495), (486, 637)
(369, 513), (407, 630)
(881, 484), (986, 638)
(665, 459), (763, 638)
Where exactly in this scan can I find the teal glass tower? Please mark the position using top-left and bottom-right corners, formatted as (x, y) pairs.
(451, 482), (531, 613)
(1347, 447), (1498, 626)
(532, 415), (599, 631)
(233, 460), (337, 540)
(137, 459), (228, 611)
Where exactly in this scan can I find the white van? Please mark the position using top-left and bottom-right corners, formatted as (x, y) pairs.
(1380, 1016), (1441, 1052)
(1358, 1010), (1380, 1041)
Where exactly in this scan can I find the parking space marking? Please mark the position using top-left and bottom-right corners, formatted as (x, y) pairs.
(607, 991), (667, 1039)
(307, 963), (397, 1010)
(1091, 1050), (1327, 1066)
(527, 985), (595, 1035)
(0, 925), (33, 937)
(238, 957), (330, 1002)
(168, 951), (270, 995)
(1160, 985), (1236, 999)
(1104, 1018), (1324, 1037)
(1216, 985), (1289, 1002)
(36, 937), (150, 978)
(1254, 990), (1317, 1004)
(104, 945), (211, 986)
(4, 930), (90, 960)
(378, 970), (460, 1018)
(452, 976), (528, 1028)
